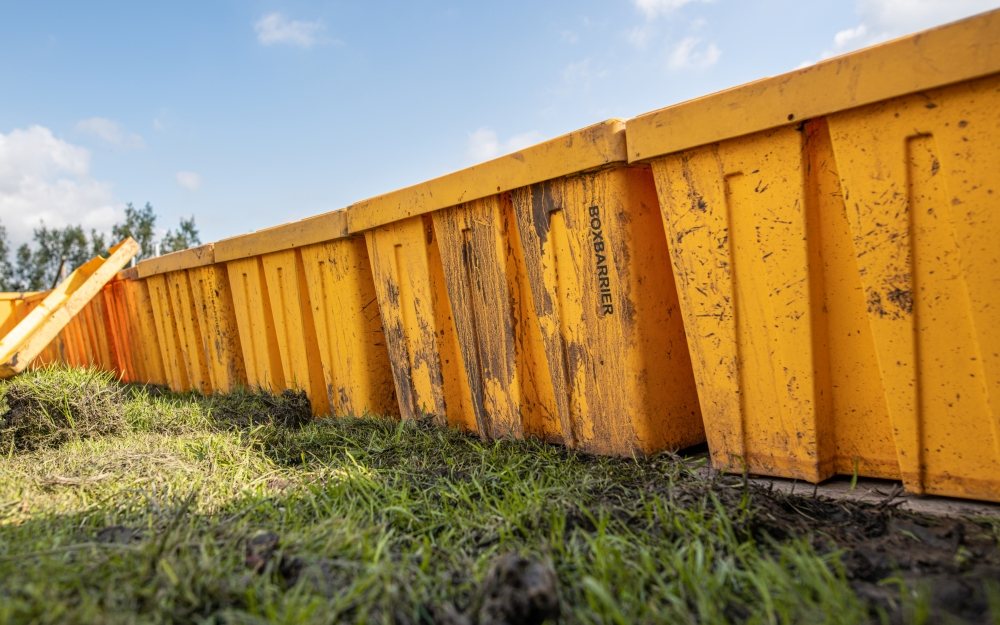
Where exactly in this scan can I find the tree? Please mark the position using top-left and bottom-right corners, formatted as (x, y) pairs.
(12, 224), (93, 291)
(0, 203), (202, 291)
(111, 202), (158, 261)
(160, 216), (201, 254)
(0, 224), (14, 290)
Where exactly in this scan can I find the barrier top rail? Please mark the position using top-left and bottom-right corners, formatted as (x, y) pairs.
(213, 209), (348, 263)
(345, 119), (627, 234)
(626, 8), (1000, 162)
(136, 243), (217, 278)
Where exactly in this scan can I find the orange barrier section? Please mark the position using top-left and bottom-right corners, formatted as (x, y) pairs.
(0, 239), (139, 378)
(135, 245), (246, 394)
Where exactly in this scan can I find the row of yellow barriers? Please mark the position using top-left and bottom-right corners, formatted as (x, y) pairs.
(6, 12), (999, 502)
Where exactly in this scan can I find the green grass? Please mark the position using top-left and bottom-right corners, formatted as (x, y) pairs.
(0, 366), (995, 624)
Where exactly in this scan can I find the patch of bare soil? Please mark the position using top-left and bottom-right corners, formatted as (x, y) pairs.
(743, 487), (1000, 624)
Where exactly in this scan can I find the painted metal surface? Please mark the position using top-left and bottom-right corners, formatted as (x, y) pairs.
(630, 10), (1000, 500)
(0, 238), (139, 377)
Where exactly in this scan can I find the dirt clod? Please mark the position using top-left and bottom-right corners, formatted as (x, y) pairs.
(470, 553), (560, 625)
(245, 531), (281, 574)
(210, 388), (311, 430)
(95, 525), (143, 545)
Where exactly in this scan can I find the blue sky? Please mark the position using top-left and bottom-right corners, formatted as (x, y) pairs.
(1, 0), (997, 248)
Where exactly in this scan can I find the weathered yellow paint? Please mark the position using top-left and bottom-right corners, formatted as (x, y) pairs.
(347, 120), (627, 233)
(136, 244), (216, 278)
(360, 129), (702, 453)
(139, 245), (247, 394)
(509, 167), (703, 454)
(827, 75), (1000, 501)
(120, 273), (167, 385)
(298, 238), (398, 417)
(100, 277), (162, 384)
(365, 216), (476, 429)
(225, 257), (285, 392)
(216, 213), (397, 417)
(432, 196), (538, 440)
(166, 270), (213, 392)
(0, 238), (139, 377)
(258, 249), (330, 415)
(145, 273), (190, 391)
(635, 14), (1000, 499)
(187, 265), (247, 393)
(649, 124), (900, 483)
(214, 210), (348, 261)
(627, 8), (1000, 162)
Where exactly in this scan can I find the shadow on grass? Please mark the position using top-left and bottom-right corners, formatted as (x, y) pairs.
(1, 370), (999, 624)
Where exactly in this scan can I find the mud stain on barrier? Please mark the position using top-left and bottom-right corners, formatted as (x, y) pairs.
(886, 287), (913, 314)
(529, 182), (557, 247)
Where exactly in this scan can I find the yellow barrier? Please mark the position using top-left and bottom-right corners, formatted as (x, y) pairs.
(214, 212), (397, 417)
(0, 293), (40, 339)
(93, 270), (166, 385)
(348, 120), (704, 455)
(0, 239), (139, 377)
(135, 244), (246, 394)
(626, 10), (1000, 499)
(121, 270), (169, 385)
(0, 293), (60, 367)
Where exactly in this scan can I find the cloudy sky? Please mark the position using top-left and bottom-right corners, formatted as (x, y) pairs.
(1, 0), (997, 248)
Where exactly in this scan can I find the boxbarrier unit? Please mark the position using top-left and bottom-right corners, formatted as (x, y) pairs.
(214, 211), (398, 417)
(135, 244), (247, 395)
(626, 10), (1000, 499)
(348, 120), (704, 455)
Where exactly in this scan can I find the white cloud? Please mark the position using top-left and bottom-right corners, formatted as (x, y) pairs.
(0, 126), (121, 247)
(466, 128), (544, 163)
(175, 171), (202, 191)
(833, 23), (869, 47)
(858, 0), (998, 33)
(668, 36), (721, 70)
(627, 25), (652, 48)
(804, 0), (998, 66)
(75, 117), (144, 149)
(634, 0), (713, 20)
(254, 12), (327, 47)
